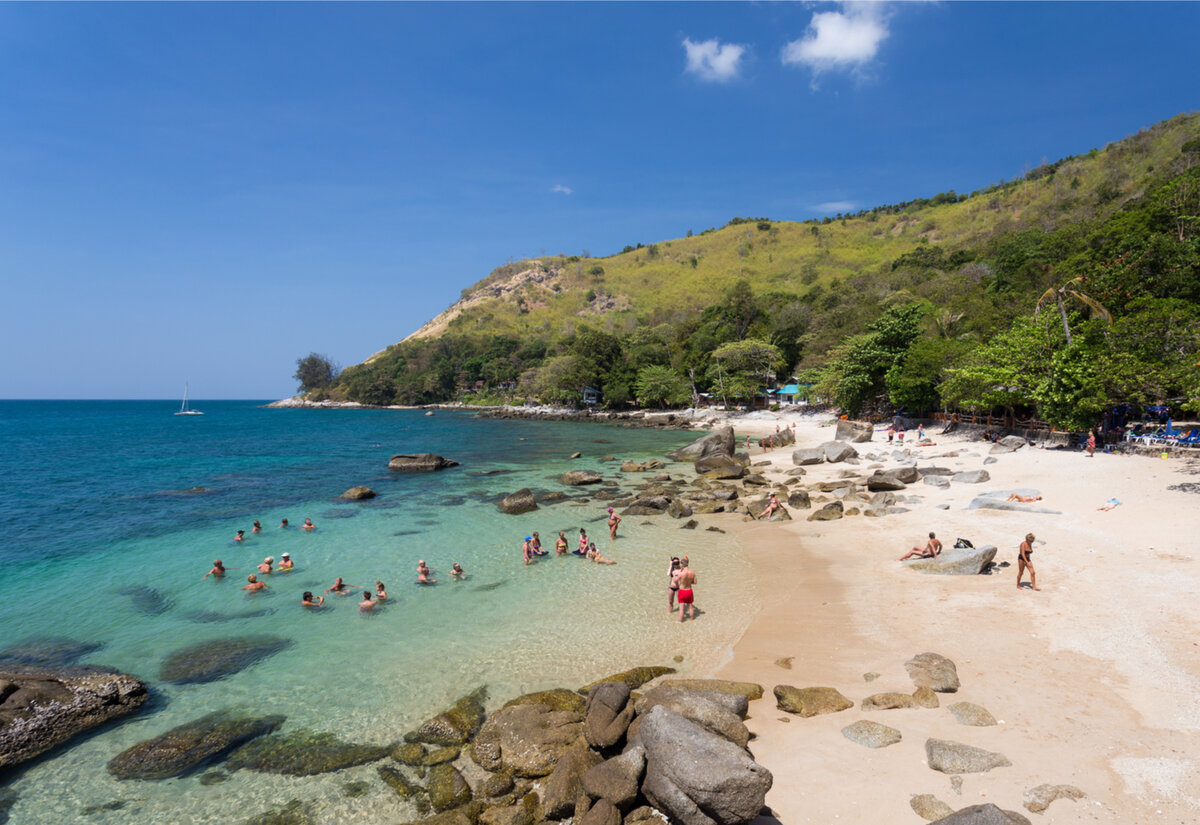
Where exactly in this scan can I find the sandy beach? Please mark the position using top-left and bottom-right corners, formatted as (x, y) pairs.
(677, 413), (1200, 823)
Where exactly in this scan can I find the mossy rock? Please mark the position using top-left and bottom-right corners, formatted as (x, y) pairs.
(428, 763), (473, 812)
(160, 637), (292, 684)
(577, 666), (676, 695)
(198, 769), (228, 786)
(399, 801), (485, 825)
(659, 678), (765, 700)
(424, 746), (461, 765)
(392, 742), (427, 765)
(407, 687), (489, 746)
(482, 773), (515, 798)
(242, 800), (313, 825)
(342, 780), (370, 798)
(378, 765), (424, 799)
(503, 689), (586, 715)
(107, 710), (286, 779)
(226, 730), (389, 776)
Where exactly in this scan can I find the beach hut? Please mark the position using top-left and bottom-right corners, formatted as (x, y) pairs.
(581, 386), (602, 407)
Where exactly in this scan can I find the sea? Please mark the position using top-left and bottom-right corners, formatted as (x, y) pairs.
(0, 401), (757, 824)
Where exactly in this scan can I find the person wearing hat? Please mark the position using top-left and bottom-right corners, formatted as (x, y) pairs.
(522, 536), (534, 565)
(257, 556), (274, 575)
(277, 552), (294, 571)
(607, 506), (621, 539)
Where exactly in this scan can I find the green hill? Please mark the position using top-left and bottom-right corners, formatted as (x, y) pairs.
(317, 111), (1200, 428)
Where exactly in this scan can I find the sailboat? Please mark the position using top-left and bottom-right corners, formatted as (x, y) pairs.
(175, 383), (204, 416)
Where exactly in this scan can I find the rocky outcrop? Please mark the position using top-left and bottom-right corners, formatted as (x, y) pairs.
(929, 803), (1031, 824)
(990, 436), (1028, 454)
(339, 486), (376, 500)
(694, 455), (746, 480)
(580, 666), (676, 694)
(503, 688), (586, 715)
(634, 687), (749, 747)
(841, 720), (901, 748)
(583, 746), (645, 810)
(471, 703), (584, 777)
(638, 706), (772, 825)
(669, 427), (735, 462)
(584, 682), (635, 749)
(389, 454), (459, 472)
(792, 447), (825, 466)
(657, 679), (763, 700)
(787, 490), (811, 509)
(107, 710), (285, 779)
(904, 546), (998, 576)
(774, 685), (853, 717)
(427, 763), (473, 812)
(807, 502), (844, 521)
(560, 470), (603, 486)
(160, 638), (292, 684)
(835, 420), (874, 443)
(406, 688), (488, 746)
(925, 739), (1011, 774)
(948, 702), (997, 727)
(498, 489), (538, 515)
(905, 653), (960, 693)
(821, 441), (859, 463)
(1022, 784), (1084, 814)
(540, 740), (601, 819)
(226, 729), (390, 775)
(867, 473), (907, 492)
(0, 666), (148, 770)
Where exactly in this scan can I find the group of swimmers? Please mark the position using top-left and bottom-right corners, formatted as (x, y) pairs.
(523, 527), (616, 564)
(233, 517), (315, 543)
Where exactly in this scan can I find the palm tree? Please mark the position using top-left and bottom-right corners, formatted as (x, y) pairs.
(932, 309), (966, 339)
(1035, 276), (1112, 346)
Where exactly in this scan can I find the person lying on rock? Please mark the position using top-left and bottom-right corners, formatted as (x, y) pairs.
(757, 494), (781, 520)
(1006, 493), (1043, 502)
(898, 532), (942, 561)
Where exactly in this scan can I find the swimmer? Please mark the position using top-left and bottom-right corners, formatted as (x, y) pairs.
(450, 563), (466, 580)
(416, 568), (437, 585)
(531, 532), (546, 555)
(359, 591), (376, 612)
(277, 552), (293, 571)
(555, 532), (568, 556)
(203, 560), (226, 579)
(607, 507), (621, 539)
(279, 518), (289, 528)
(576, 529), (589, 556)
(586, 541), (616, 565)
(251, 520), (262, 534)
(1006, 493), (1043, 503)
(325, 577), (361, 595)
(375, 581), (388, 601)
(301, 591), (324, 607)
(302, 518), (315, 531)
(417, 560), (431, 576)
(234, 530), (245, 542)
(257, 556), (274, 575)
(243, 574), (267, 591)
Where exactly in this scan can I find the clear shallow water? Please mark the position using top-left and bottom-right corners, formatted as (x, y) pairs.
(0, 401), (756, 824)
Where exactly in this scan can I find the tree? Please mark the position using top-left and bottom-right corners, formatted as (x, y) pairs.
(706, 339), (784, 405)
(886, 337), (972, 412)
(294, 353), (340, 393)
(816, 303), (928, 416)
(1035, 276), (1111, 346)
(635, 365), (690, 408)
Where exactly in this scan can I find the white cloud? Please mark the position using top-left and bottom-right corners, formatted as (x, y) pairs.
(816, 200), (857, 213)
(551, 184), (573, 195)
(682, 37), (746, 83)
(781, 3), (889, 76)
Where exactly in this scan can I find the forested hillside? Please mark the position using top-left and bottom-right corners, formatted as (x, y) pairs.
(314, 112), (1200, 429)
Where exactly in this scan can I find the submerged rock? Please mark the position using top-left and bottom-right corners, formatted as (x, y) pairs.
(407, 687), (488, 746)
(378, 765), (424, 798)
(388, 454), (459, 472)
(226, 730), (389, 775)
(107, 710), (286, 779)
(117, 586), (173, 616)
(242, 800), (313, 825)
(497, 489), (538, 515)
(0, 789), (15, 825)
(0, 638), (103, 669)
(503, 688), (585, 715)
(160, 637), (292, 684)
(579, 665), (676, 694)
(560, 470), (603, 486)
(427, 762), (473, 812)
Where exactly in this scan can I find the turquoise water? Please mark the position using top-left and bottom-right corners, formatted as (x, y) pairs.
(0, 401), (755, 824)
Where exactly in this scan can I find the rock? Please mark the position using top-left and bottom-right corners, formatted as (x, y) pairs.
(775, 685), (853, 717)
(925, 739), (1011, 774)
(861, 692), (916, 711)
(952, 470), (990, 484)
(107, 710), (286, 780)
(792, 447), (825, 466)
(905, 653), (960, 693)
(392, 742), (427, 765)
(389, 453), (459, 472)
(0, 638), (103, 669)
(904, 546), (998, 576)
(0, 789), (14, 825)
(990, 436), (1027, 454)
(339, 486), (376, 500)
(967, 492), (1062, 514)
(199, 769), (228, 785)
(741, 473), (768, 486)
(888, 466), (920, 483)
(929, 803), (1032, 824)
(639, 706), (772, 825)
(227, 729), (389, 775)
(560, 470), (603, 486)
(498, 489), (538, 515)
(841, 720), (902, 748)
(913, 687), (940, 709)
(867, 474), (907, 492)
(583, 745), (644, 810)
(835, 420), (874, 442)
(807, 502), (844, 522)
(579, 798), (622, 825)
(407, 687), (488, 746)
(863, 672), (880, 682)
(503, 689), (586, 715)
(243, 800), (313, 825)
(924, 475), (951, 489)
(694, 454), (745, 479)
(428, 762), (473, 812)
(0, 666), (148, 770)
(634, 687), (749, 747)
(482, 773), (515, 798)
(160, 637), (291, 685)
(680, 519), (698, 529)
(911, 794), (956, 821)
(658, 679), (763, 700)
(424, 746), (461, 765)
(786, 491), (811, 509)
(1022, 784), (1084, 813)
(917, 466), (954, 476)
(669, 427), (735, 462)
(580, 666), (676, 694)
(540, 739), (601, 819)
(378, 765), (424, 798)
(666, 501), (694, 519)
(471, 703), (584, 778)
(821, 441), (859, 463)
(869, 491), (896, 507)
(584, 682), (635, 749)
(342, 780), (369, 798)
(948, 702), (997, 727)
(116, 586), (173, 615)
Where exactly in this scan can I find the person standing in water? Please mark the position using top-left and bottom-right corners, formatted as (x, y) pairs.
(667, 557), (681, 614)
(279, 518), (289, 528)
(359, 591), (376, 612)
(531, 532), (546, 555)
(522, 537), (534, 565)
(204, 560), (226, 579)
(243, 574), (267, 592)
(375, 581), (388, 601)
(607, 507), (621, 539)
(251, 520), (262, 534)
(233, 530), (245, 542)
(577, 529), (589, 555)
(450, 563), (466, 580)
(302, 518), (316, 531)
(277, 552), (293, 571)
(675, 559), (697, 623)
(325, 577), (360, 595)
(301, 591), (324, 607)
(257, 557), (274, 575)
(555, 532), (568, 556)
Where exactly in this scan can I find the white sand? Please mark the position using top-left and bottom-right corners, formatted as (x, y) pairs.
(673, 413), (1200, 823)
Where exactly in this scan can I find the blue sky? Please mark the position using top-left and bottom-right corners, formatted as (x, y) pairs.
(1, 2), (1198, 400)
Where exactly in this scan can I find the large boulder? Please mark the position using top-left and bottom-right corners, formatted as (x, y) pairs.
(667, 500), (694, 519)
(339, 486), (376, 500)
(560, 470), (603, 486)
(580, 666), (676, 694)
(578, 798), (622, 825)
(792, 447), (825, 466)
(540, 740), (602, 819)
(406, 688), (487, 746)
(582, 745), (645, 810)
(638, 706), (772, 825)
(634, 687), (749, 747)
(694, 454), (746, 479)
(835, 420), (874, 443)
(952, 470), (990, 484)
(657, 679), (763, 701)
(0, 666), (148, 770)
(905, 653), (960, 693)
(821, 442), (859, 463)
(107, 710), (285, 780)
(427, 763), (473, 812)
(498, 489), (538, 515)
(471, 703), (584, 778)
(226, 730), (389, 775)
(903, 546), (998, 576)
(670, 427), (735, 462)
(584, 682), (635, 749)
(990, 436), (1027, 454)
(807, 502), (844, 522)
(929, 803), (1031, 824)
(787, 491), (811, 509)
(160, 637), (292, 684)
(925, 739), (1011, 774)
(774, 685), (853, 717)
(389, 454), (459, 472)
(772, 428), (796, 446)
(867, 474), (907, 492)
(885, 466), (920, 483)
(924, 475), (951, 489)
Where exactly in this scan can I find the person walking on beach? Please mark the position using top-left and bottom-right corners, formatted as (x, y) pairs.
(1086, 430), (1096, 457)
(555, 532), (568, 555)
(898, 532), (942, 561)
(1017, 532), (1040, 591)
(607, 507), (621, 539)
(243, 574), (267, 591)
(676, 559), (697, 623)
(667, 557), (682, 613)
(204, 560), (226, 579)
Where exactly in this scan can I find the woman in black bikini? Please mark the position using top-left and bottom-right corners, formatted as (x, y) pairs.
(668, 557), (681, 614)
(1017, 532), (1039, 591)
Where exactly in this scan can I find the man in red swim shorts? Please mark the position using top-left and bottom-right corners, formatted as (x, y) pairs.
(676, 559), (697, 623)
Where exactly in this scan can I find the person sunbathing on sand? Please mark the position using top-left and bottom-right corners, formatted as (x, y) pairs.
(1007, 493), (1043, 503)
(898, 532), (942, 561)
(586, 542), (616, 564)
(1097, 498), (1122, 511)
